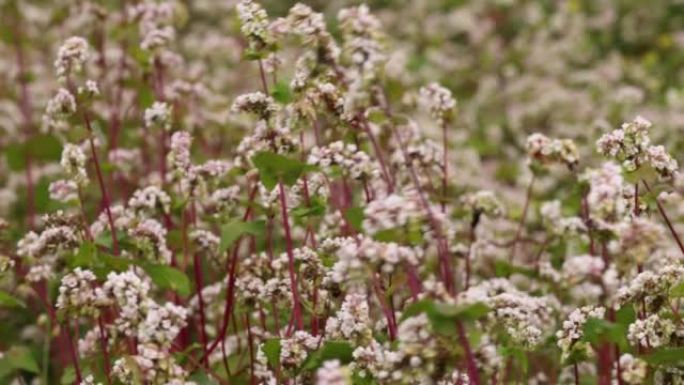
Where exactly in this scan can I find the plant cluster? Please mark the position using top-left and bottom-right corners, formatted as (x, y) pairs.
(2, 1), (684, 385)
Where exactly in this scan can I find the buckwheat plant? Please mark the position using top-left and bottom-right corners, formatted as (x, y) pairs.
(2, 1), (684, 385)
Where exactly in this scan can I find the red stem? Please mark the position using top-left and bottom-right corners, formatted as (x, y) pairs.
(83, 112), (120, 255)
(97, 316), (112, 385)
(190, 212), (210, 367)
(642, 180), (684, 257)
(65, 322), (83, 384)
(200, 183), (259, 363)
(278, 181), (304, 333)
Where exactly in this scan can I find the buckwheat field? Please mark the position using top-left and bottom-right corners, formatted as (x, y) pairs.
(3, 0), (684, 384)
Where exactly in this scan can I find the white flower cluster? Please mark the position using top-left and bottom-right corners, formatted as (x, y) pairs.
(461, 190), (505, 218)
(460, 279), (554, 348)
(43, 88), (77, 132)
(616, 262), (684, 306)
(330, 236), (421, 281)
(316, 360), (350, 385)
(280, 330), (321, 369)
(236, 0), (271, 50)
(619, 354), (648, 385)
(131, 1), (176, 52)
(49, 179), (79, 202)
(581, 162), (626, 230)
(56, 268), (106, 317)
(325, 293), (372, 344)
(309, 141), (377, 180)
(144, 101), (172, 130)
(61, 143), (88, 185)
(597, 116), (678, 177)
(232, 91), (279, 120)
(54, 36), (89, 80)
(362, 194), (421, 234)
(419, 82), (456, 124)
(129, 186), (171, 215)
(129, 218), (173, 264)
(556, 305), (605, 359)
(526, 133), (580, 169)
(102, 269), (151, 335)
(627, 314), (675, 348)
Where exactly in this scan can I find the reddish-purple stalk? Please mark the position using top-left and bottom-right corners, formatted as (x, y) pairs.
(357, 117), (395, 192)
(97, 316), (113, 385)
(201, 183), (259, 362)
(372, 273), (398, 340)
(65, 321), (83, 384)
(245, 314), (257, 385)
(255, 57), (305, 333)
(573, 362), (580, 385)
(186, 204), (210, 367)
(642, 180), (684, 257)
(278, 180), (305, 332)
(82, 112), (120, 255)
(379, 94), (481, 385)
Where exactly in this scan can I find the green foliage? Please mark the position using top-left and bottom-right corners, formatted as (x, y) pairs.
(642, 347), (684, 365)
(401, 299), (489, 335)
(252, 151), (314, 190)
(261, 338), (282, 368)
(68, 241), (191, 296)
(344, 207), (364, 232)
(219, 220), (266, 254)
(142, 263), (191, 297)
(301, 340), (354, 370)
(0, 346), (40, 374)
(0, 290), (25, 308)
(5, 134), (62, 171)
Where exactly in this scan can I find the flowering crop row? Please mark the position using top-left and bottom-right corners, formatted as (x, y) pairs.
(1, 1), (684, 385)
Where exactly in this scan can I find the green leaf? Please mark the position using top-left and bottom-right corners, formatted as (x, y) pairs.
(70, 241), (98, 267)
(252, 151), (308, 189)
(3, 346), (40, 373)
(581, 318), (628, 349)
(615, 305), (637, 327)
(0, 290), (26, 308)
(344, 207), (364, 232)
(243, 47), (266, 61)
(142, 263), (191, 297)
(669, 281), (684, 298)
(433, 302), (490, 321)
(219, 220), (265, 255)
(5, 144), (25, 171)
(262, 338), (281, 368)
(500, 345), (529, 375)
(493, 260), (537, 279)
(60, 367), (76, 385)
(293, 197), (326, 219)
(623, 164), (657, 184)
(271, 81), (292, 104)
(189, 371), (218, 385)
(302, 340), (354, 370)
(642, 347), (684, 365)
(28, 134), (62, 162)
(401, 299), (435, 320)
(400, 299), (489, 336)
